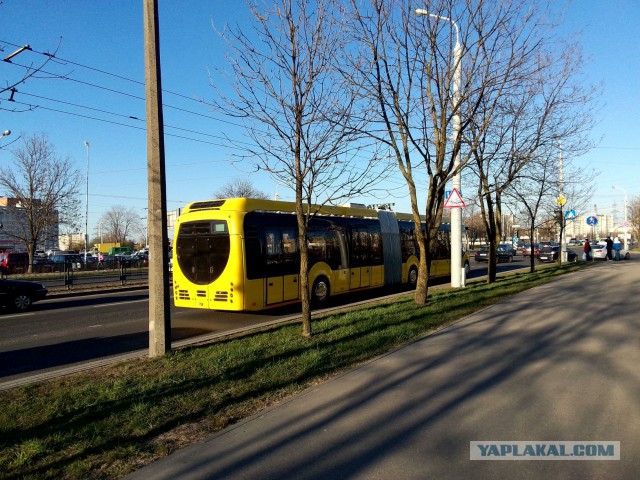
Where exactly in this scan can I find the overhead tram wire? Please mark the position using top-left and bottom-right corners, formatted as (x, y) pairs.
(2, 41), (392, 164)
(11, 90), (257, 148)
(3, 96), (409, 192)
(2, 41), (413, 192)
(1, 40), (247, 127)
(1, 39), (214, 108)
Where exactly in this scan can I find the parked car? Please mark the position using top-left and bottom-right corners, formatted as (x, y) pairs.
(591, 243), (630, 261)
(0, 251), (30, 275)
(474, 244), (514, 263)
(49, 254), (84, 271)
(496, 244), (515, 262)
(474, 247), (490, 262)
(522, 243), (540, 258)
(0, 278), (48, 312)
(537, 245), (578, 263)
(499, 243), (517, 256)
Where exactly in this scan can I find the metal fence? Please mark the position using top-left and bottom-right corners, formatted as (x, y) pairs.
(2, 260), (150, 291)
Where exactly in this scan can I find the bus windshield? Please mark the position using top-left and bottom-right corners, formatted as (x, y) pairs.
(176, 220), (230, 285)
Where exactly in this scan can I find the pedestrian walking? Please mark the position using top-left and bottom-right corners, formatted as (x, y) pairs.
(606, 236), (614, 260)
(613, 237), (622, 261)
(583, 239), (592, 261)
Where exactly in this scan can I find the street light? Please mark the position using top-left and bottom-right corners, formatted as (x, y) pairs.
(415, 8), (464, 287)
(612, 186), (628, 247)
(84, 141), (90, 265)
(1, 130), (10, 139)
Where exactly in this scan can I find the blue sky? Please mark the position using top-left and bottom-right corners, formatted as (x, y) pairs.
(0, 0), (638, 238)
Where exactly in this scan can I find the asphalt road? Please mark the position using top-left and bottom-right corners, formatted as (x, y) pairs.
(0, 289), (287, 384)
(0, 256), (535, 387)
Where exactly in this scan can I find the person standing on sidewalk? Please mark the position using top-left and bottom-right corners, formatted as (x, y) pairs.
(583, 239), (592, 261)
(605, 236), (614, 260)
(613, 237), (622, 260)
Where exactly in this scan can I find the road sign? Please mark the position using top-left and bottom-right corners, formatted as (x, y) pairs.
(443, 188), (465, 209)
(512, 236), (519, 244)
(556, 195), (566, 206)
(564, 209), (576, 220)
(586, 216), (598, 226)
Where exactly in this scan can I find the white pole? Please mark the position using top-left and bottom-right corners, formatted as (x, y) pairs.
(612, 186), (628, 248)
(415, 9), (464, 287)
(84, 141), (90, 265)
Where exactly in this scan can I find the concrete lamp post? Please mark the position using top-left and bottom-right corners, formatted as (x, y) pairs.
(84, 141), (90, 265)
(612, 186), (628, 248)
(414, 8), (464, 287)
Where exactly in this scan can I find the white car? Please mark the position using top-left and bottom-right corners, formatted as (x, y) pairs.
(591, 243), (630, 261)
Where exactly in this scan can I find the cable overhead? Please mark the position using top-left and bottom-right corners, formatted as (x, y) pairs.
(1, 40), (410, 183)
(2, 40), (389, 157)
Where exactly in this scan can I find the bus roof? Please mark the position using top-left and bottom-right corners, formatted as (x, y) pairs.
(183, 198), (416, 221)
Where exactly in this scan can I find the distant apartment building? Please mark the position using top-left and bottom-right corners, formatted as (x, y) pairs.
(564, 213), (614, 240)
(166, 208), (182, 244)
(0, 196), (59, 252)
(58, 233), (85, 251)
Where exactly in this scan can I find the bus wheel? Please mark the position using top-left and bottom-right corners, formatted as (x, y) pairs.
(311, 277), (330, 306)
(408, 266), (418, 289)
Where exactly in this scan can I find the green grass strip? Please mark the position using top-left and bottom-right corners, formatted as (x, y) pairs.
(0, 263), (587, 479)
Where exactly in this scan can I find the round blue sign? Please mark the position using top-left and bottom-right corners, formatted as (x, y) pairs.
(586, 216), (598, 226)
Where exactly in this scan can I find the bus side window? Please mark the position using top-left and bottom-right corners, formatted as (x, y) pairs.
(245, 225), (264, 279)
(370, 228), (383, 265)
(261, 226), (299, 277)
(264, 229), (282, 267)
(435, 230), (450, 258)
(399, 222), (417, 261)
(308, 228), (340, 270)
(281, 227), (299, 274)
(350, 228), (371, 267)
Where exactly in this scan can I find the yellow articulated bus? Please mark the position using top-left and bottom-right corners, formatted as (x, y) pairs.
(172, 198), (470, 311)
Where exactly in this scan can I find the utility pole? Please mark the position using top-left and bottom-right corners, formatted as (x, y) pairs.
(143, 0), (171, 356)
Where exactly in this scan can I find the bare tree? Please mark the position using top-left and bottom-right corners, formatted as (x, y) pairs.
(99, 206), (143, 245)
(469, 34), (597, 282)
(345, 0), (563, 303)
(213, 178), (269, 200)
(213, 0), (382, 337)
(0, 133), (81, 271)
(506, 147), (595, 272)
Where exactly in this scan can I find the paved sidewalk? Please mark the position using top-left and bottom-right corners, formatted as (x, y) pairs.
(127, 262), (640, 479)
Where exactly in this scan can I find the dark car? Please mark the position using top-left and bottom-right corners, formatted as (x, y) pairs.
(496, 244), (515, 262)
(474, 247), (490, 262)
(499, 243), (517, 256)
(474, 245), (514, 263)
(537, 245), (578, 263)
(0, 278), (48, 312)
(522, 243), (540, 258)
(49, 254), (83, 270)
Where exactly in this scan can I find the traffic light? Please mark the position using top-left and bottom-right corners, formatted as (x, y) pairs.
(554, 209), (564, 226)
